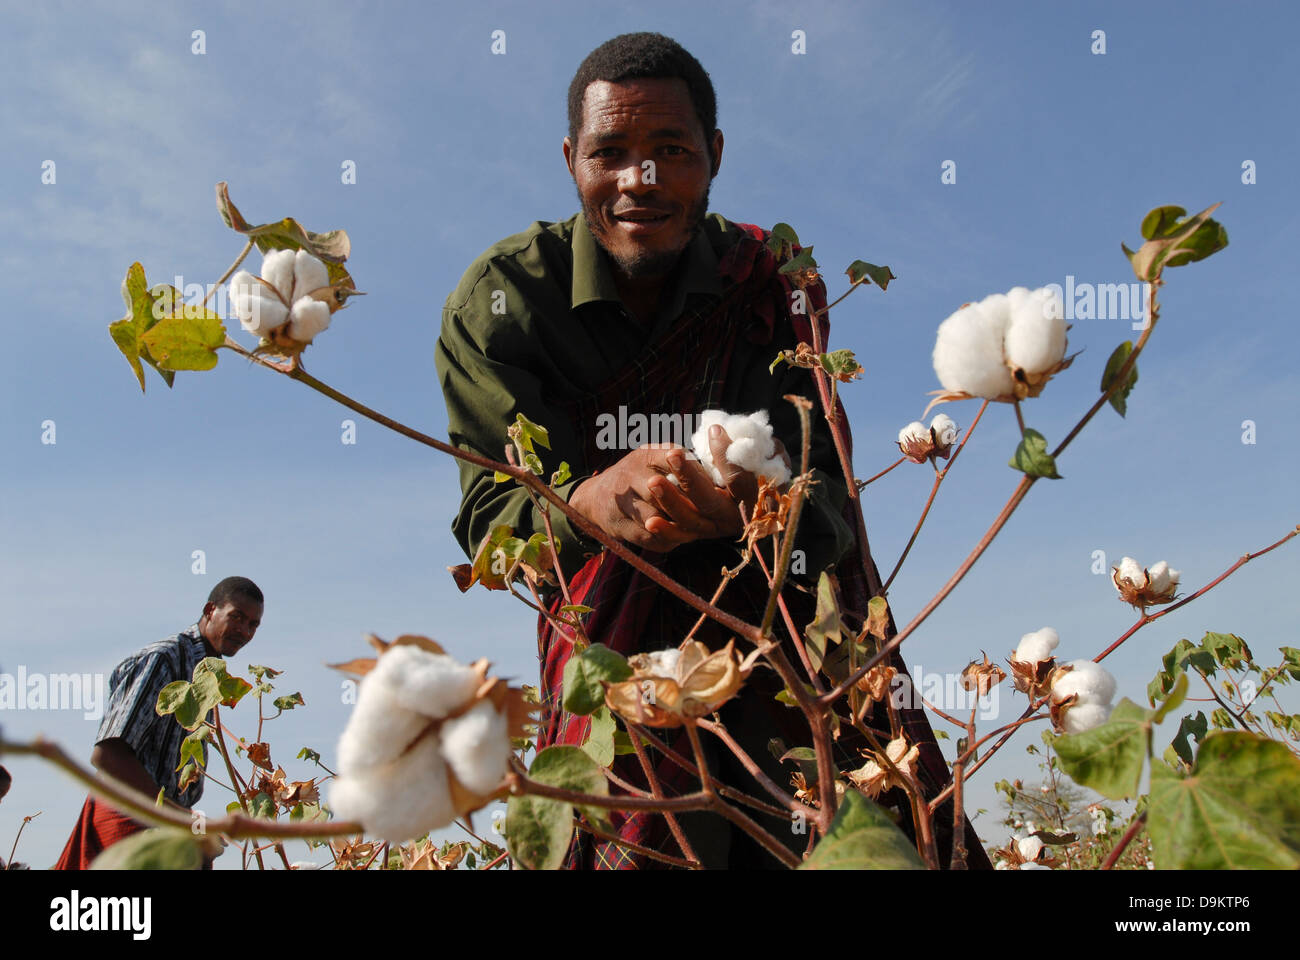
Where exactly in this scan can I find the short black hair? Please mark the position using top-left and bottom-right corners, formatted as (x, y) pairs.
(567, 33), (718, 167)
(206, 576), (264, 610)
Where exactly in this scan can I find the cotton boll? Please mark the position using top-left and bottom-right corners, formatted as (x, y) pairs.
(291, 249), (330, 301)
(689, 409), (789, 486)
(233, 292), (289, 337)
(1004, 286), (1067, 374)
(388, 645), (483, 719)
(1052, 659), (1117, 707)
(642, 648), (681, 677)
(1147, 561), (1180, 595)
(1014, 627), (1060, 666)
(1017, 835), (1044, 861)
(336, 668), (431, 771)
(440, 700), (511, 796)
(260, 249), (297, 302)
(287, 297), (331, 342)
(1060, 701), (1112, 734)
(929, 413), (959, 452)
(1116, 556), (1144, 584)
(932, 298), (1014, 399)
(228, 270), (260, 303)
(898, 421), (928, 446)
(330, 735), (453, 843)
(1019, 862), (1051, 870)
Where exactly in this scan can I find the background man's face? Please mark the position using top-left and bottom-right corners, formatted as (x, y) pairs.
(564, 77), (722, 282)
(202, 596), (262, 657)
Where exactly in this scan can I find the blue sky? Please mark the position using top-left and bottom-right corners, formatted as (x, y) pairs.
(2, 0), (1296, 869)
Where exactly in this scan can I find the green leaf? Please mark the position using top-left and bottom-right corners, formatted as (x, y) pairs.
(1100, 341), (1139, 417)
(1008, 428), (1062, 479)
(493, 471), (511, 483)
(1122, 202), (1228, 282)
(156, 680), (204, 730)
(818, 349), (864, 382)
(215, 181), (353, 287)
(177, 727), (210, 771)
(523, 452), (544, 475)
(777, 247), (817, 276)
(248, 791), (276, 820)
(273, 691), (305, 712)
(1168, 710), (1208, 767)
(1151, 672), (1189, 724)
(775, 688), (799, 707)
(801, 791), (925, 870)
(109, 263), (179, 392)
(297, 747), (321, 765)
(562, 644), (632, 716)
(779, 746), (820, 788)
(771, 222), (800, 245)
(1210, 707), (1237, 730)
(1146, 731), (1300, 868)
(560, 604), (593, 616)
(140, 303), (225, 371)
(612, 729), (637, 756)
(580, 706), (617, 768)
(804, 572), (843, 674)
(845, 260), (895, 290)
(551, 461), (571, 487)
(506, 745), (610, 870)
(1052, 698), (1154, 799)
(248, 664), (281, 682)
(514, 412), (551, 453)
(89, 828), (207, 870)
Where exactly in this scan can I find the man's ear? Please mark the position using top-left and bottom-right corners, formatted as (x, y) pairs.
(562, 136), (576, 178)
(200, 601), (215, 621)
(709, 129), (724, 178)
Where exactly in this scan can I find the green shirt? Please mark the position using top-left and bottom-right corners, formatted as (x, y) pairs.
(436, 211), (855, 583)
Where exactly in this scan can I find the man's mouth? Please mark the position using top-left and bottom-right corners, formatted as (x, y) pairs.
(612, 208), (672, 234)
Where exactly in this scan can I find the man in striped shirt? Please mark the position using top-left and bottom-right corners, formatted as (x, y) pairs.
(53, 576), (264, 869)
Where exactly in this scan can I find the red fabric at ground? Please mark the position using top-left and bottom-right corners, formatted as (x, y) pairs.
(52, 796), (146, 870)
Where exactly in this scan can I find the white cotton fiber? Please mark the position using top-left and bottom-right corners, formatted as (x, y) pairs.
(335, 667), (431, 772)
(689, 409), (791, 487)
(292, 249), (329, 300)
(932, 295), (1015, 399)
(1052, 659), (1117, 707)
(1115, 556), (1144, 584)
(1060, 701), (1113, 735)
(287, 298), (331, 343)
(1004, 286), (1067, 374)
(329, 734), (454, 843)
(1014, 627), (1059, 666)
(929, 413), (959, 451)
(441, 699), (511, 796)
(388, 645), (484, 719)
(260, 249), (297, 303)
(898, 421), (929, 446)
(232, 292), (289, 337)
(1146, 561), (1180, 596)
(1016, 835), (1044, 861)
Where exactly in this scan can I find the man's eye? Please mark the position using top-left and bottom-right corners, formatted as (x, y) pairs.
(662, 145), (687, 156)
(592, 147), (620, 159)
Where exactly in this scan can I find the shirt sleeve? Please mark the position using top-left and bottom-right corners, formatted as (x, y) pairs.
(436, 302), (603, 583)
(95, 650), (173, 764)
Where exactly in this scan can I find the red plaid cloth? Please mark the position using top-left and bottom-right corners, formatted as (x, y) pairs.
(538, 223), (989, 869)
(53, 796), (146, 870)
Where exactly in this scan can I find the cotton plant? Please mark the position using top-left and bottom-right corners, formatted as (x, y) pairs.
(328, 634), (533, 843)
(1049, 659), (1118, 735)
(228, 248), (357, 350)
(931, 285), (1072, 405)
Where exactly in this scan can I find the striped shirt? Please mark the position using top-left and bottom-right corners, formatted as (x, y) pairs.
(95, 624), (210, 808)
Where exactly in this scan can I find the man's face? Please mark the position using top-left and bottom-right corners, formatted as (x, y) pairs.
(564, 77), (723, 283)
(201, 596), (262, 657)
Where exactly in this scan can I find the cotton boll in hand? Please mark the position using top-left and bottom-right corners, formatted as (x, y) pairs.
(932, 295), (1015, 399)
(689, 409), (790, 487)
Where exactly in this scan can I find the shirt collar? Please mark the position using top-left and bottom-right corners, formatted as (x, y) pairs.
(570, 211), (723, 316)
(181, 622), (215, 660)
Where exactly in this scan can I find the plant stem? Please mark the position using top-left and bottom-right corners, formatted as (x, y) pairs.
(1102, 812), (1147, 870)
(7, 811), (40, 867)
(859, 456), (905, 488)
(203, 240), (254, 307)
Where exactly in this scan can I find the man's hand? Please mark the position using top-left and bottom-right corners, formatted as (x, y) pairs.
(568, 427), (791, 553)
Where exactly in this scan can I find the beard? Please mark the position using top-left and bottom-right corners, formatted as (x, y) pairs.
(579, 181), (711, 282)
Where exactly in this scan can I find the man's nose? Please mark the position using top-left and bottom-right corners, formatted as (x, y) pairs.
(617, 157), (654, 193)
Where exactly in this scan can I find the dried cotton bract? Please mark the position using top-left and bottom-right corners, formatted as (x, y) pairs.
(897, 413), (960, 464)
(846, 736), (920, 799)
(930, 286), (1071, 408)
(328, 635), (533, 843)
(604, 639), (752, 727)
